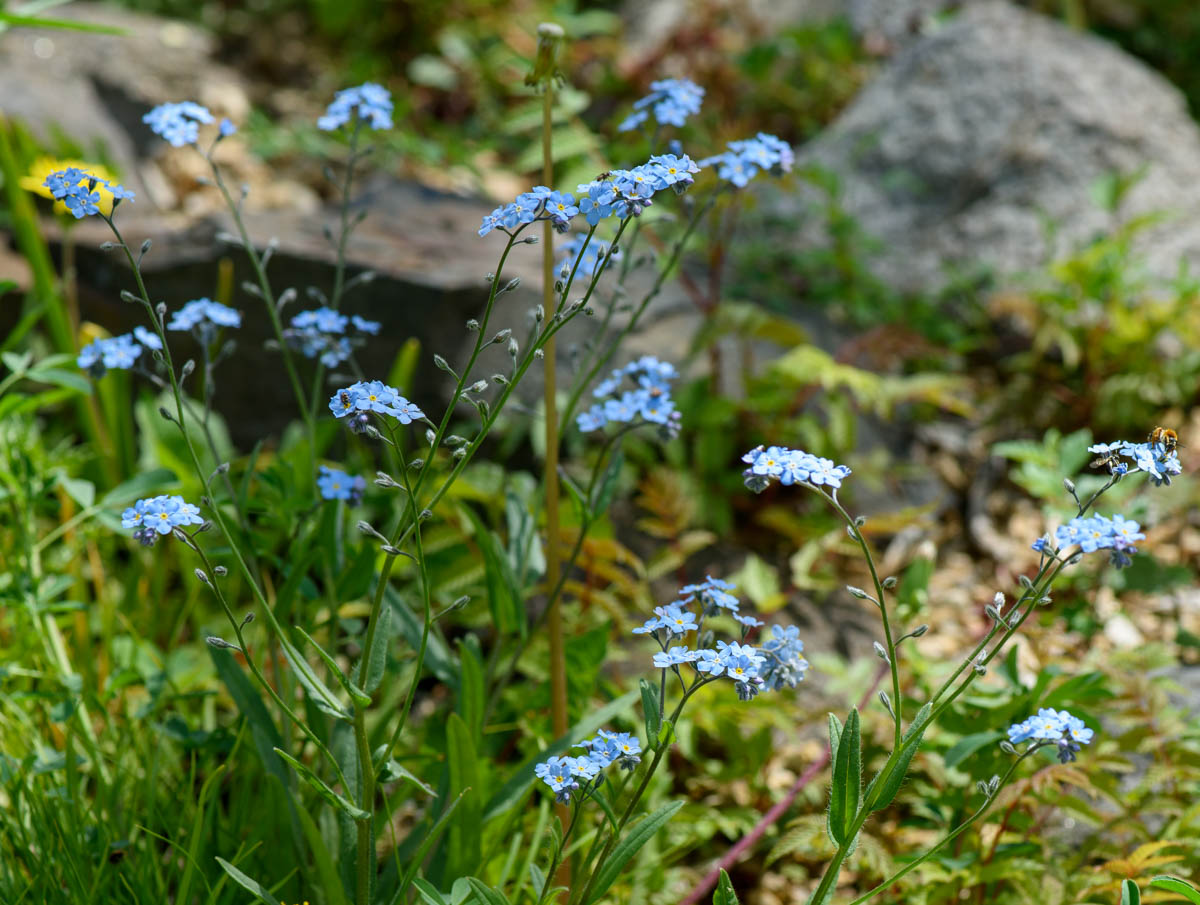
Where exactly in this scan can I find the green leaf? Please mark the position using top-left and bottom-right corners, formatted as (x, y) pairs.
(295, 626), (371, 707)
(362, 602), (391, 695)
(413, 878), (449, 905)
(215, 857), (282, 905)
(465, 877), (510, 905)
(483, 690), (638, 821)
(26, 365), (91, 394)
(376, 755), (436, 795)
(942, 731), (1003, 770)
(277, 633), (352, 721)
(177, 764), (227, 905)
(457, 636), (485, 742)
(295, 802), (351, 905)
(56, 474), (95, 508)
(590, 785), (621, 831)
(1122, 879), (1141, 905)
(827, 708), (861, 846)
(99, 467), (177, 506)
(827, 713), (843, 762)
(640, 678), (661, 740)
(584, 800), (684, 905)
(444, 713), (482, 882)
(394, 791), (467, 903)
(273, 747), (369, 820)
(388, 586), (457, 686)
(713, 869), (740, 905)
(590, 446), (624, 518)
(208, 649), (290, 790)
(1150, 876), (1200, 905)
(463, 508), (524, 637)
(865, 723), (926, 812)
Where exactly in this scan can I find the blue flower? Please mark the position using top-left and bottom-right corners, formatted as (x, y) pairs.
(77, 333), (145, 376)
(581, 730), (642, 770)
(577, 356), (680, 436)
(318, 465), (366, 503)
(121, 494), (204, 546)
(132, 326), (163, 351)
(351, 314), (381, 335)
(557, 233), (622, 280)
(534, 756), (579, 803)
(653, 646), (698, 668)
(1053, 513), (1144, 567)
(743, 445), (851, 492)
(699, 133), (794, 188)
(1087, 439), (1182, 486)
(43, 168), (135, 219)
(618, 78), (705, 132)
(758, 625), (809, 690)
(318, 82), (393, 131)
(632, 616), (664, 635)
(143, 101), (216, 147)
(167, 299), (242, 332)
(219, 118), (237, 137)
(329, 380), (425, 425)
(1005, 708), (1094, 763)
(653, 603), (698, 635)
(734, 613), (764, 628)
(679, 576), (740, 613)
(1031, 536), (1050, 554)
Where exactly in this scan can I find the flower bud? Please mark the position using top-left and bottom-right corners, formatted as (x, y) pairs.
(194, 569), (211, 585)
(882, 576), (898, 590)
(1063, 477), (1076, 494)
(205, 636), (240, 650)
(466, 318), (480, 331)
(846, 586), (870, 600)
(873, 641), (889, 662)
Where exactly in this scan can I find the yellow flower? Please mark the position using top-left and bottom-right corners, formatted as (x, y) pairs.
(20, 157), (121, 217)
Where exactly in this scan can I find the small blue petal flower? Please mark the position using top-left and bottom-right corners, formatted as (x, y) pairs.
(143, 101), (215, 147)
(318, 82), (394, 131)
(318, 465), (366, 503)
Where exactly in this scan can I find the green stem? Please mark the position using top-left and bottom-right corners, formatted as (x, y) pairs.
(845, 750), (1036, 905)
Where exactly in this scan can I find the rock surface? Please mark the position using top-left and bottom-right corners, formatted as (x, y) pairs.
(791, 0), (1200, 294)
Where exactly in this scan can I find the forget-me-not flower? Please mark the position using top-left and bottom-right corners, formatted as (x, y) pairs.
(143, 101), (216, 147)
(121, 494), (204, 547)
(318, 82), (394, 131)
(318, 465), (366, 503)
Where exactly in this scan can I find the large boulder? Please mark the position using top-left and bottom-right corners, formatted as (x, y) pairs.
(791, 1), (1200, 294)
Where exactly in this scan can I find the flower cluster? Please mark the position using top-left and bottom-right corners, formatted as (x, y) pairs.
(1088, 440), (1183, 486)
(121, 494), (204, 547)
(329, 380), (424, 434)
(167, 299), (242, 334)
(283, 307), (381, 367)
(1006, 707), (1094, 763)
(143, 101), (234, 147)
(535, 730), (642, 803)
(1033, 513), (1145, 568)
(77, 326), (163, 377)
(318, 82), (394, 131)
(618, 78), (705, 132)
(43, 168), (134, 219)
(478, 186), (579, 237)
(577, 356), (680, 436)
(742, 445), (852, 493)
(317, 465), (366, 503)
(479, 157), (701, 237)
(637, 578), (809, 702)
(575, 155), (701, 226)
(557, 233), (622, 280)
(699, 134), (794, 188)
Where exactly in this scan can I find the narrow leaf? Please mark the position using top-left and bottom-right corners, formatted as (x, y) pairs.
(215, 857), (282, 905)
(363, 602), (391, 695)
(713, 869), (740, 905)
(296, 626), (371, 707)
(590, 446), (624, 517)
(465, 878), (510, 905)
(827, 712), (843, 762)
(584, 800), (683, 904)
(1150, 876), (1200, 905)
(276, 633), (351, 720)
(413, 878), (449, 905)
(640, 678), (661, 740)
(273, 747), (369, 820)
(1122, 879), (1141, 905)
(828, 708), (861, 845)
(865, 724), (925, 812)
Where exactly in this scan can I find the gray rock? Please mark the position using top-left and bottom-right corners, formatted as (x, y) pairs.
(790, 1), (1200, 294)
(0, 3), (250, 183)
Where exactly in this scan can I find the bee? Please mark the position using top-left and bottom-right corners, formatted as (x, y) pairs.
(595, 170), (613, 181)
(339, 390), (352, 408)
(1148, 426), (1181, 454)
(1090, 453), (1125, 473)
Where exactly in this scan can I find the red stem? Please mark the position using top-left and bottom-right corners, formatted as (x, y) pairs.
(679, 663), (889, 905)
